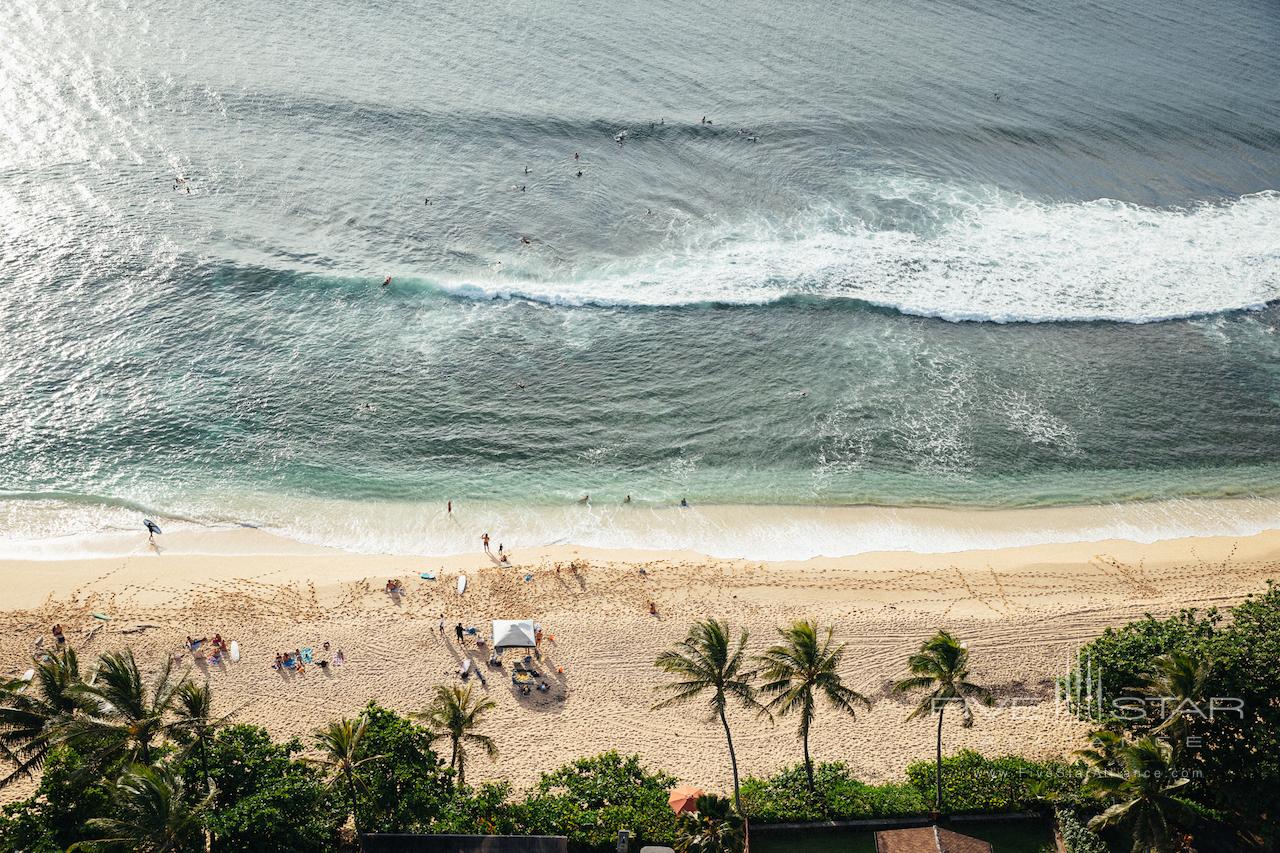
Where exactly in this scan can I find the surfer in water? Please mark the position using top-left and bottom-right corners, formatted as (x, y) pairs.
(382, 275), (392, 287)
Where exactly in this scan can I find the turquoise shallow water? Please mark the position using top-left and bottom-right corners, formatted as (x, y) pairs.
(2, 0), (1279, 556)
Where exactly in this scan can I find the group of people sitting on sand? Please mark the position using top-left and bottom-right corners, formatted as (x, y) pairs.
(272, 641), (344, 674)
(385, 578), (405, 594)
(186, 634), (232, 664)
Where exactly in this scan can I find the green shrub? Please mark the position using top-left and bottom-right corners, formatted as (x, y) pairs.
(741, 761), (925, 822)
(518, 751), (678, 852)
(904, 750), (1087, 813)
(1055, 807), (1107, 853)
(0, 745), (115, 852)
(198, 724), (342, 852)
(355, 702), (451, 832)
(1072, 582), (1280, 842)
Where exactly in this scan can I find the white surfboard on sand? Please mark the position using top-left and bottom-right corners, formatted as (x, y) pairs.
(457, 574), (468, 595)
(229, 641), (240, 663)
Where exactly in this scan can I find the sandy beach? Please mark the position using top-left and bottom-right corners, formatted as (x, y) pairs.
(3, 523), (1278, 803)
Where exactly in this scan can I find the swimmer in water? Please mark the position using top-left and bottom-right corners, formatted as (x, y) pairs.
(383, 276), (392, 287)
(520, 236), (531, 245)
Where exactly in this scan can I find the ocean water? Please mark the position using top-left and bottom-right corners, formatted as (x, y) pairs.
(2, 0), (1279, 558)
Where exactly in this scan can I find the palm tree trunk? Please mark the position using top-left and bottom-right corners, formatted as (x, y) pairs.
(718, 705), (749, 853)
(199, 737), (213, 853)
(345, 766), (360, 834)
(801, 715), (814, 792)
(718, 706), (742, 809)
(199, 736), (211, 795)
(934, 707), (944, 815)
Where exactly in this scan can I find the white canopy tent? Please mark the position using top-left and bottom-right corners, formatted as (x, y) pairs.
(491, 619), (537, 650)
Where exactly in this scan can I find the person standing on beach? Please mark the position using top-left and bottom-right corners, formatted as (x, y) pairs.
(482, 532), (490, 552)
(447, 500), (452, 515)
(455, 622), (465, 644)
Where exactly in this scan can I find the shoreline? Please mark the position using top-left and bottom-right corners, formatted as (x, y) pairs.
(5, 494), (1280, 563)
(3, 526), (1279, 801)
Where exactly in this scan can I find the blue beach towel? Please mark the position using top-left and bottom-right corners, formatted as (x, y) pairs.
(301, 648), (313, 663)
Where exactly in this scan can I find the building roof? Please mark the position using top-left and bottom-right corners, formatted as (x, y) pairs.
(874, 826), (994, 853)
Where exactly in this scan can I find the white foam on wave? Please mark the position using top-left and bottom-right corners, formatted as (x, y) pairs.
(433, 186), (1280, 323)
(7, 494), (1280, 562)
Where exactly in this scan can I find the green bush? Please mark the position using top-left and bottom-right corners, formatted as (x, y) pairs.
(740, 761), (925, 822)
(1065, 608), (1218, 724)
(1055, 807), (1108, 853)
(355, 702), (452, 832)
(904, 750), (1087, 814)
(198, 724), (342, 852)
(0, 745), (116, 853)
(1072, 582), (1280, 842)
(518, 751), (678, 852)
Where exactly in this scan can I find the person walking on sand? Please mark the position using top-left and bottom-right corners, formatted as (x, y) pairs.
(482, 532), (490, 552)
(455, 622), (465, 644)
(438, 615), (446, 636)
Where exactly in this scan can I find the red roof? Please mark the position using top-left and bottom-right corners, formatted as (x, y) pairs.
(875, 827), (993, 853)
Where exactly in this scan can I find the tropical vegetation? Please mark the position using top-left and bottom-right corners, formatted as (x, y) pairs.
(2, 588), (1277, 852)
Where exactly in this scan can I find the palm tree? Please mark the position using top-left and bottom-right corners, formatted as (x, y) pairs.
(675, 793), (745, 853)
(170, 679), (236, 799)
(0, 647), (88, 788)
(415, 685), (497, 787)
(654, 620), (761, 813)
(169, 674), (241, 845)
(1133, 651), (1211, 735)
(1086, 736), (1197, 853)
(894, 630), (992, 815)
(311, 717), (381, 833)
(63, 650), (185, 776)
(1075, 727), (1128, 774)
(72, 762), (211, 852)
(756, 621), (870, 791)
